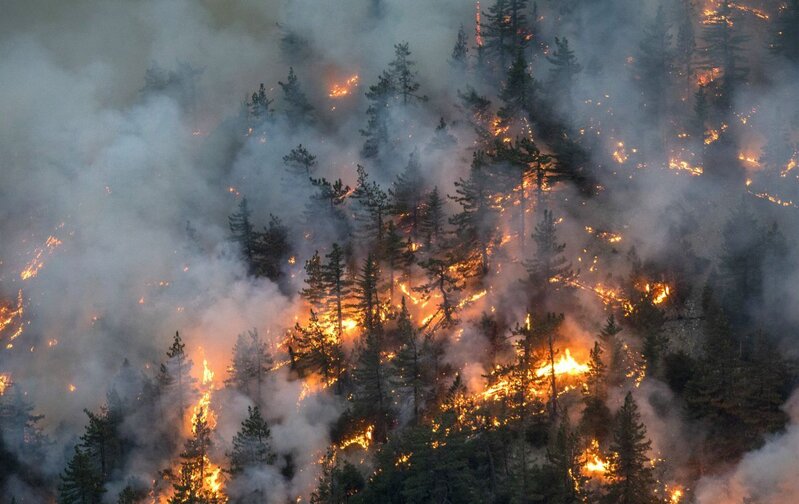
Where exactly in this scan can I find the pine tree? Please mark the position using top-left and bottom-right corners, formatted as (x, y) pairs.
(524, 209), (576, 305)
(388, 42), (427, 106)
(353, 254), (382, 333)
(546, 37), (582, 113)
(229, 198), (257, 272)
(494, 137), (555, 255)
(390, 151), (427, 238)
(351, 165), (389, 246)
(352, 329), (393, 443)
(458, 87), (493, 144)
(419, 187), (445, 248)
(165, 331), (197, 419)
(717, 202), (763, 326)
(602, 392), (657, 504)
(300, 251), (326, 311)
(321, 243), (353, 339)
(450, 24), (470, 69)
(254, 214), (291, 281)
(310, 449), (366, 504)
(543, 416), (585, 504)
(226, 329), (273, 402)
(58, 447), (105, 504)
(391, 298), (431, 423)
(381, 221), (410, 304)
(305, 177), (351, 242)
(580, 342), (612, 443)
(700, 0), (749, 110)
(449, 151), (500, 277)
(416, 252), (465, 328)
(283, 144), (317, 181)
(247, 83), (273, 126)
(292, 311), (345, 387)
(770, 0), (799, 62)
(169, 411), (216, 504)
(598, 314), (632, 387)
(482, 0), (530, 74)
(279, 67), (315, 125)
(361, 72), (394, 159)
(229, 406), (276, 474)
(80, 405), (123, 482)
(497, 52), (537, 128)
(635, 5), (673, 149)
(427, 117), (457, 151)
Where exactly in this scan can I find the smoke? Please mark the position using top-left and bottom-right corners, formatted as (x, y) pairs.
(2, 0), (799, 501)
(695, 390), (799, 504)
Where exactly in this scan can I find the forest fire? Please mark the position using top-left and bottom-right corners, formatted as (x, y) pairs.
(20, 235), (62, 280)
(0, 290), (25, 348)
(6, 0), (799, 503)
(328, 75), (359, 98)
(582, 439), (608, 477)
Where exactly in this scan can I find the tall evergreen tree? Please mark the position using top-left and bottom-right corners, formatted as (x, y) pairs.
(300, 251), (326, 311)
(283, 144), (317, 181)
(700, 0), (749, 110)
(580, 342), (612, 443)
(450, 24), (470, 69)
(229, 406), (276, 474)
(602, 392), (657, 504)
(546, 37), (582, 113)
(390, 152), (427, 238)
(352, 329), (393, 443)
(524, 209), (576, 306)
(292, 310), (345, 387)
(391, 299), (432, 423)
(361, 72), (394, 159)
(279, 67), (315, 125)
(322, 243), (354, 339)
(450, 151), (500, 277)
(58, 447), (105, 504)
(164, 331), (197, 419)
(419, 187), (445, 248)
(247, 83), (273, 127)
(353, 254), (383, 333)
(351, 165), (389, 246)
(226, 329), (273, 402)
(229, 198), (257, 272)
(254, 214), (291, 281)
(388, 42), (427, 106)
(497, 52), (537, 128)
(169, 411), (216, 504)
(416, 252), (465, 328)
(634, 5), (673, 151)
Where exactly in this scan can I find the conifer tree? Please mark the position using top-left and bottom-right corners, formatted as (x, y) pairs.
(247, 83), (273, 126)
(169, 410), (215, 504)
(353, 254), (382, 333)
(416, 252), (465, 328)
(450, 151), (500, 277)
(388, 42), (427, 106)
(450, 24), (470, 69)
(229, 406), (276, 474)
(278, 67), (315, 125)
(419, 187), (445, 248)
(391, 298), (431, 423)
(497, 52), (537, 128)
(352, 330), (393, 443)
(58, 447), (105, 504)
(543, 415), (585, 504)
(351, 164), (389, 246)
(546, 37), (582, 113)
(580, 342), (612, 443)
(226, 329), (273, 402)
(300, 251), (326, 311)
(165, 331), (197, 419)
(701, 0), (748, 110)
(390, 152), (427, 238)
(675, 0), (696, 85)
(602, 392), (657, 504)
(428, 117), (458, 151)
(635, 5), (673, 149)
(292, 311), (344, 387)
(598, 314), (630, 387)
(361, 72), (394, 159)
(482, 0), (530, 74)
(322, 243), (353, 338)
(229, 198), (257, 272)
(381, 221), (410, 303)
(254, 214), (291, 281)
(305, 177), (351, 242)
(283, 144), (317, 181)
(524, 209), (576, 305)
(310, 449), (366, 504)
(80, 405), (123, 482)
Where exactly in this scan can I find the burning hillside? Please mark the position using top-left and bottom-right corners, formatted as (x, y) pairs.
(1, 0), (799, 503)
